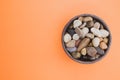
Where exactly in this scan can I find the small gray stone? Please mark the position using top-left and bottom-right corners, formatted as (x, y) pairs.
(95, 47), (105, 55)
(66, 47), (77, 53)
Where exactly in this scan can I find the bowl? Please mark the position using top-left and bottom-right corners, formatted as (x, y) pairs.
(62, 14), (112, 64)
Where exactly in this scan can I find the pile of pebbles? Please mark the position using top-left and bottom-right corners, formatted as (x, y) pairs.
(62, 14), (111, 63)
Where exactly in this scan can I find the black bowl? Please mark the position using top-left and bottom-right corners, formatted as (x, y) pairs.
(62, 14), (112, 64)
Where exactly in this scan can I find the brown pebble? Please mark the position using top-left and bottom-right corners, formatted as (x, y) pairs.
(99, 37), (103, 42)
(103, 38), (108, 44)
(71, 52), (81, 59)
(75, 27), (82, 37)
(87, 47), (97, 57)
(77, 38), (90, 51)
(87, 21), (94, 27)
(75, 39), (81, 47)
(66, 40), (75, 48)
(78, 17), (83, 21)
(100, 24), (104, 29)
(100, 42), (108, 50)
(88, 42), (93, 47)
(83, 17), (93, 22)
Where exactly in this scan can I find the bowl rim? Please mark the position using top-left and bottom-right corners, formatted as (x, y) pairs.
(61, 14), (112, 64)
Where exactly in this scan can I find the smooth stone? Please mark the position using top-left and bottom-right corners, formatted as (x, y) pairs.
(81, 27), (89, 38)
(83, 17), (93, 22)
(95, 47), (105, 55)
(92, 37), (100, 47)
(88, 42), (93, 47)
(66, 47), (77, 53)
(87, 21), (94, 27)
(79, 22), (86, 28)
(75, 27), (82, 37)
(86, 33), (94, 39)
(67, 29), (75, 36)
(100, 29), (109, 37)
(73, 20), (82, 28)
(63, 33), (71, 43)
(91, 28), (102, 37)
(78, 17), (83, 21)
(93, 22), (100, 29)
(95, 54), (100, 59)
(103, 38), (108, 44)
(66, 40), (76, 48)
(99, 37), (103, 42)
(73, 34), (80, 40)
(81, 48), (87, 55)
(75, 39), (81, 47)
(87, 47), (97, 57)
(100, 42), (108, 50)
(71, 52), (81, 59)
(77, 38), (90, 51)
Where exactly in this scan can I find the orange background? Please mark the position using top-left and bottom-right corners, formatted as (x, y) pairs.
(0, 0), (120, 80)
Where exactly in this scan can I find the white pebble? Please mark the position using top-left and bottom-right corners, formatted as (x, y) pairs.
(63, 33), (71, 43)
(86, 33), (94, 39)
(92, 37), (100, 47)
(81, 27), (89, 38)
(73, 34), (80, 40)
(94, 22), (100, 29)
(73, 20), (82, 28)
(91, 28), (102, 37)
(100, 29), (109, 37)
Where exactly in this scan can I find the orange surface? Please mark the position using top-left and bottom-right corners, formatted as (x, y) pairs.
(0, 0), (120, 80)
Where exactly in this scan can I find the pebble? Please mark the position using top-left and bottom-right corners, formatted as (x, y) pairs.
(87, 21), (94, 27)
(71, 52), (81, 59)
(88, 42), (93, 47)
(75, 39), (81, 47)
(92, 37), (100, 47)
(91, 28), (102, 37)
(99, 37), (103, 42)
(78, 17), (83, 21)
(77, 38), (90, 51)
(95, 54), (100, 59)
(103, 38), (108, 44)
(63, 33), (71, 43)
(73, 34), (80, 40)
(75, 27), (82, 37)
(100, 25), (104, 29)
(86, 33), (94, 39)
(67, 29), (75, 36)
(100, 29), (109, 37)
(66, 47), (77, 53)
(95, 47), (105, 55)
(87, 47), (97, 57)
(93, 22), (100, 29)
(81, 27), (89, 38)
(73, 20), (82, 28)
(100, 42), (108, 50)
(79, 22), (86, 28)
(66, 40), (75, 48)
(83, 17), (93, 22)
(81, 48), (87, 55)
